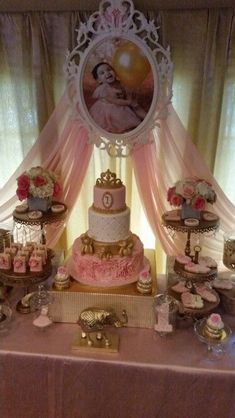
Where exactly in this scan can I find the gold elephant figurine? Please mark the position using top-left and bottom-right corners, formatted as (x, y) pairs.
(77, 307), (128, 347)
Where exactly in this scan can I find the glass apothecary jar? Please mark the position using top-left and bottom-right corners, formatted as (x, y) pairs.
(153, 293), (178, 336)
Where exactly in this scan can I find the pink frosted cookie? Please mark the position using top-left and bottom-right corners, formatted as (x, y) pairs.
(171, 281), (189, 294)
(175, 255), (192, 265)
(212, 278), (233, 290)
(185, 262), (210, 274)
(164, 211), (181, 221)
(28, 210), (42, 220)
(15, 204), (28, 213)
(181, 292), (204, 309)
(195, 284), (217, 302)
(202, 212), (219, 222)
(198, 256), (217, 268)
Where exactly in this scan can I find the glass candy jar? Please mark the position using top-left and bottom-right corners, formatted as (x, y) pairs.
(153, 294), (178, 336)
(223, 231), (235, 276)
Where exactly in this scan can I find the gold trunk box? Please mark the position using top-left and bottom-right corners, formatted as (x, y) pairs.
(49, 249), (157, 329)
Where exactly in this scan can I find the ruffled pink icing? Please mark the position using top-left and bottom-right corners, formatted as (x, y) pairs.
(67, 234), (144, 287)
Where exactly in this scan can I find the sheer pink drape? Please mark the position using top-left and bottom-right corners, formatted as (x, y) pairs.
(132, 104), (235, 260)
(1, 97), (235, 259)
(0, 92), (93, 247)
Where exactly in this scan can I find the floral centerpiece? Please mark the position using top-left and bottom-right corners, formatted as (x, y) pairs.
(16, 166), (61, 212)
(167, 178), (216, 219)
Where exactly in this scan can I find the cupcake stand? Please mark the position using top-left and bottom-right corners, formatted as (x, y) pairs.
(12, 201), (67, 244)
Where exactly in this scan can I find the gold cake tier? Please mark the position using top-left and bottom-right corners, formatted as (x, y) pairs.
(80, 233), (137, 258)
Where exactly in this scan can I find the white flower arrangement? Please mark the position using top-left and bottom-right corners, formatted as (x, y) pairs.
(167, 177), (216, 211)
(16, 166), (61, 201)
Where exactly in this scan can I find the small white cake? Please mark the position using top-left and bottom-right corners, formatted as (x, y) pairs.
(136, 266), (152, 295)
(204, 313), (224, 340)
(54, 266), (70, 290)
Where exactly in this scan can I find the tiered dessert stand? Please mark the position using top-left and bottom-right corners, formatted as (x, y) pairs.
(162, 210), (220, 317)
(13, 201), (67, 244)
(0, 202), (67, 312)
(162, 210), (219, 258)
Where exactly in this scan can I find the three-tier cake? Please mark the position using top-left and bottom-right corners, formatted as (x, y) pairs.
(67, 170), (147, 287)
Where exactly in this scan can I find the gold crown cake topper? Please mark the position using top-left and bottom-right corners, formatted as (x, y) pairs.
(96, 170), (123, 188)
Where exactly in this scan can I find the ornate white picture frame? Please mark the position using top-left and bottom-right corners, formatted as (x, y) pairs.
(65, 0), (173, 157)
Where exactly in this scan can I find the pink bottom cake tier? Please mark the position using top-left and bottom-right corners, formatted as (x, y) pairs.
(67, 234), (145, 287)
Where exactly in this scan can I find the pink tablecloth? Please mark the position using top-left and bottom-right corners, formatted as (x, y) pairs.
(0, 308), (235, 418)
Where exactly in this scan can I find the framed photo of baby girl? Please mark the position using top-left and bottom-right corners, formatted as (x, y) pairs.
(82, 37), (156, 136)
(65, 0), (173, 156)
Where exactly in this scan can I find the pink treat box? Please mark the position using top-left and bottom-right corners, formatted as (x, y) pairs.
(37, 244), (47, 257)
(26, 242), (36, 252)
(32, 249), (46, 264)
(5, 247), (18, 258)
(13, 256), (27, 273)
(18, 250), (30, 262)
(11, 243), (23, 252)
(0, 253), (11, 270)
(29, 255), (43, 272)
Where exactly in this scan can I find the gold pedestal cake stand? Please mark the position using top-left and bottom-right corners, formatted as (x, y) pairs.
(162, 210), (219, 257)
(13, 201), (67, 244)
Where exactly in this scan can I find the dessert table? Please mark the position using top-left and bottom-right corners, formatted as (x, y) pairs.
(1, 302), (235, 418)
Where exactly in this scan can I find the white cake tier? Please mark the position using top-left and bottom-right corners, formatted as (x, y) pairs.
(88, 206), (130, 242)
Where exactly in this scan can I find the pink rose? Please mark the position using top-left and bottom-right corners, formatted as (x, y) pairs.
(16, 188), (28, 201)
(32, 175), (47, 187)
(17, 174), (30, 190)
(181, 183), (195, 199)
(170, 193), (183, 207)
(210, 313), (221, 324)
(191, 195), (206, 211)
(58, 266), (67, 275)
(167, 187), (176, 202)
(53, 181), (61, 197)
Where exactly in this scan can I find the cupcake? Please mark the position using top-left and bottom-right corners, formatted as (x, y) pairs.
(54, 266), (70, 290)
(137, 267), (152, 295)
(203, 313), (224, 340)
